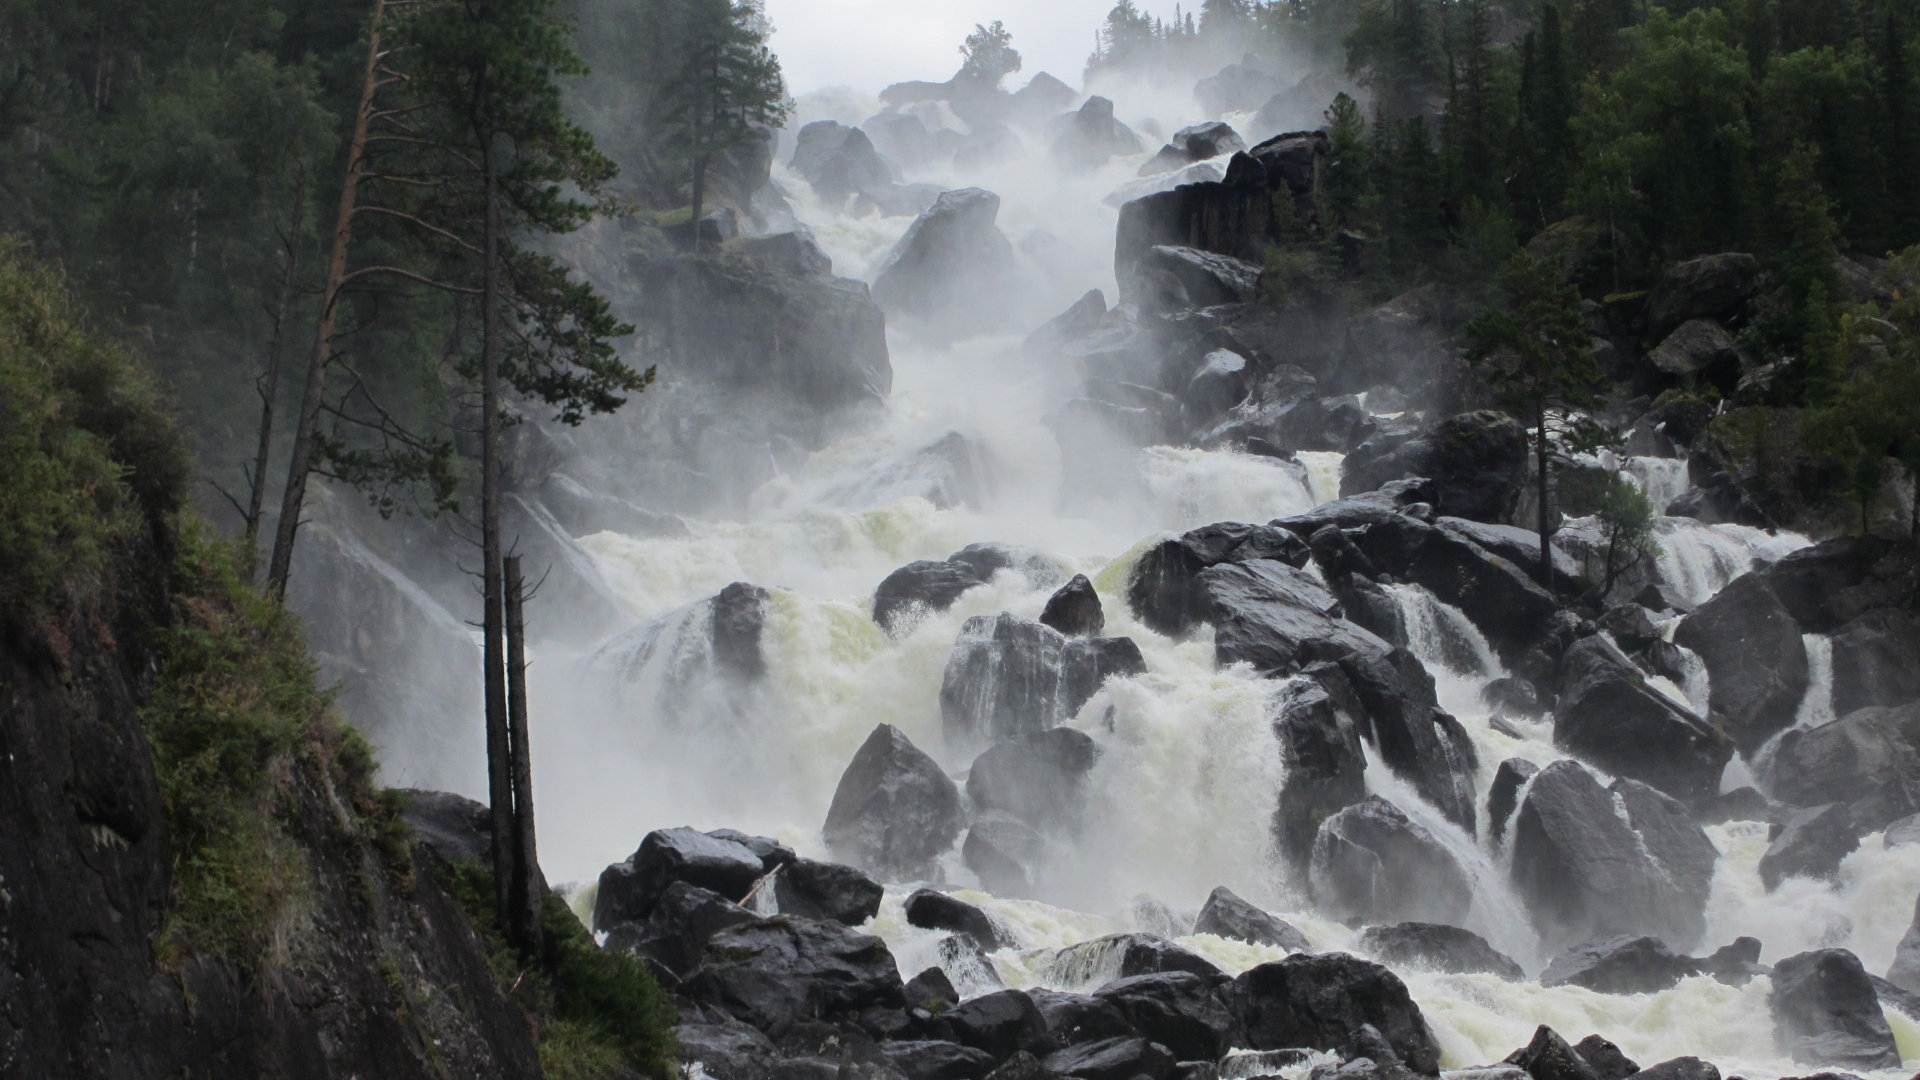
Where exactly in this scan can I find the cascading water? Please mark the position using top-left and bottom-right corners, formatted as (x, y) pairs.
(456, 66), (1920, 1080)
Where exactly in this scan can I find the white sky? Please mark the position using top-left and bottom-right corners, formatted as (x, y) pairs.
(762, 0), (1183, 95)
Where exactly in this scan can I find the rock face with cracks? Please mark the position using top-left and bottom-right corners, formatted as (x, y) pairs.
(823, 724), (965, 880)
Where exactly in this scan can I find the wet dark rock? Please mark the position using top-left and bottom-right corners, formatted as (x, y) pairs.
(773, 858), (884, 926)
(1344, 514), (1559, 667)
(1510, 761), (1718, 952)
(1229, 952), (1442, 1074)
(1484, 679), (1547, 723)
(1042, 575), (1106, 637)
(605, 881), (762, 975)
(1358, 923), (1525, 980)
(906, 966), (960, 1012)
(1889, 894), (1920, 993)
(1028, 988), (1136, 1047)
(594, 826), (766, 928)
(1553, 636), (1732, 808)
(1632, 1058), (1719, 1080)
(1127, 523), (1313, 637)
(1696, 936), (1766, 987)
(882, 1039), (1001, 1080)
(1140, 121), (1248, 175)
(1309, 524), (1378, 580)
(1674, 574), (1809, 754)
(1572, 1035), (1640, 1080)
(1114, 159), (1274, 293)
(965, 815), (1045, 895)
(1051, 95), (1144, 170)
(1194, 886), (1311, 952)
(1271, 679), (1369, 872)
(1760, 804), (1860, 891)
(968, 727), (1101, 833)
(1042, 1036), (1178, 1080)
(949, 542), (1073, 590)
(1183, 348), (1253, 429)
(1505, 1025), (1602, 1080)
(873, 188), (1018, 335)
(983, 1050), (1054, 1080)
(1770, 702), (1920, 834)
(710, 582), (773, 681)
(1332, 572), (1411, 647)
(1872, 973), (1920, 1021)
(1829, 610), (1920, 716)
(708, 828), (799, 873)
(1486, 758), (1540, 845)
(1094, 972), (1234, 1061)
(399, 789), (493, 866)
(1050, 933), (1226, 984)
(1541, 936), (1700, 995)
(874, 559), (989, 633)
(686, 916), (906, 1038)
(1647, 319), (1745, 387)
(789, 121), (895, 206)
(823, 724), (965, 879)
(945, 989), (1056, 1060)
(941, 614), (1144, 749)
(1309, 796), (1473, 928)
(1138, 245), (1263, 310)
(676, 1018), (783, 1080)
(906, 889), (1016, 951)
(1769, 949), (1902, 1070)
(1339, 411), (1528, 525)
(939, 932), (1008, 993)
(1756, 535), (1920, 635)
(1644, 253), (1762, 340)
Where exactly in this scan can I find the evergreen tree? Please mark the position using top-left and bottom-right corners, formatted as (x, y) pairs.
(1322, 92), (1376, 232)
(960, 19), (1023, 86)
(1462, 252), (1608, 593)
(659, 0), (790, 247)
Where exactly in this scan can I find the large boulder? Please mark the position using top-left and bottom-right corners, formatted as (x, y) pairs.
(1340, 412), (1528, 525)
(881, 1040), (999, 1080)
(1553, 636), (1732, 808)
(1229, 953), (1442, 1074)
(1768, 949), (1903, 1070)
(789, 120), (895, 206)
(684, 917), (906, 1037)
(593, 827), (766, 928)
(872, 188), (1018, 336)
(1126, 522), (1311, 637)
(1271, 679), (1369, 871)
(1040, 575), (1105, 637)
(967, 727), (1101, 832)
(1540, 936), (1699, 994)
(1769, 702), (1920, 834)
(1510, 760), (1718, 952)
(1049, 933), (1224, 986)
(1194, 886), (1311, 952)
(1674, 574), (1809, 754)
(822, 724), (965, 879)
(1829, 610), (1920, 716)
(1486, 758), (1539, 844)
(1505, 1025), (1603, 1080)
(1358, 923), (1525, 981)
(1041, 1036), (1176, 1080)
(1139, 121), (1247, 175)
(1134, 245), (1262, 311)
(1028, 988), (1135, 1047)
(1114, 155), (1274, 296)
(1051, 95), (1143, 170)
(1572, 1036), (1641, 1080)
(1308, 796), (1474, 928)
(605, 881), (763, 976)
(1758, 804), (1859, 891)
(674, 1019), (782, 1080)
(1644, 253), (1762, 340)
(772, 858), (885, 926)
(873, 560), (990, 634)
(1647, 319), (1745, 388)
(905, 889), (1016, 951)
(964, 815), (1045, 896)
(941, 613), (1145, 748)
(1756, 535), (1920, 634)
(1093, 972), (1234, 1061)
(944, 988), (1055, 1060)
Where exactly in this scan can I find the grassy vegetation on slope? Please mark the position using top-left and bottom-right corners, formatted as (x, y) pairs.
(0, 238), (676, 1075)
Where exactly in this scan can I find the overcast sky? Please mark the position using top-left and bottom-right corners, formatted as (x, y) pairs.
(761, 0), (1178, 95)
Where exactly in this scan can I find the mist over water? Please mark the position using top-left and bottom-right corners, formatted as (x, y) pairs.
(389, 42), (1919, 1080)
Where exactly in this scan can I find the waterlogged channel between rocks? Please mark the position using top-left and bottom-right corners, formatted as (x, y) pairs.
(410, 79), (1920, 1080)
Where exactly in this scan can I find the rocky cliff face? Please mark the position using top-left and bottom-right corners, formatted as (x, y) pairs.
(0, 547), (541, 1079)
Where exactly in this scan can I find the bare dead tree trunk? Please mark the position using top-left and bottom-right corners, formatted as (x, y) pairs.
(479, 115), (514, 935)
(245, 172), (308, 555)
(505, 555), (541, 953)
(267, 0), (388, 598)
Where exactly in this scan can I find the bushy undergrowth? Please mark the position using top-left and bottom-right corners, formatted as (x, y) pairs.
(0, 239), (188, 637)
(438, 858), (679, 1079)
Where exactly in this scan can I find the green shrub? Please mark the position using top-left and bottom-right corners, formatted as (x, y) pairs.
(0, 239), (188, 635)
